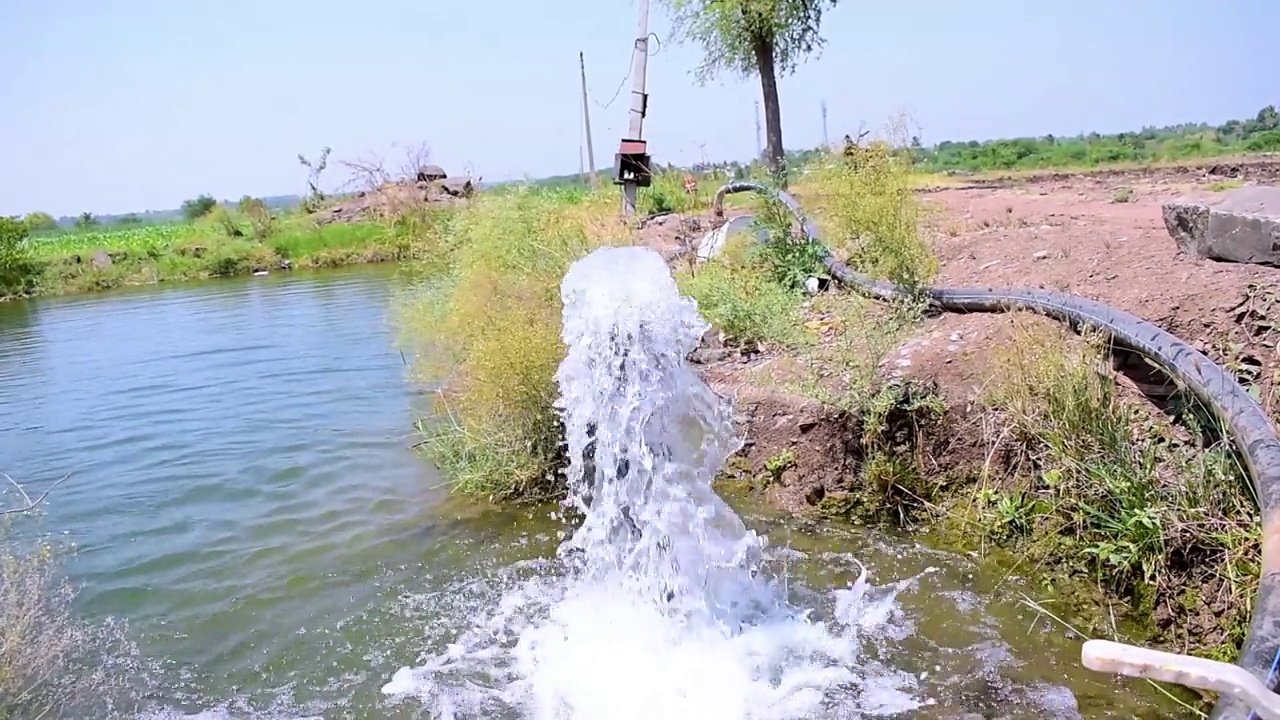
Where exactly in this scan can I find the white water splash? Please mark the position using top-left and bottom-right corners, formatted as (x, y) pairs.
(382, 246), (921, 719)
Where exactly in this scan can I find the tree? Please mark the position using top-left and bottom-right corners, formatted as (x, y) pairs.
(74, 212), (98, 229)
(22, 212), (57, 233)
(662, 0), (838, 185)
(181, 194), (218, 221)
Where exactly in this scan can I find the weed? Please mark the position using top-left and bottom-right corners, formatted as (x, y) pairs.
(1111, 186), (1134, 203)
(396, 186), (617, 499)
(1, 492), (136, 718)
(970, 316), (1257, 658)
(790, 293), (925, 415)
(638, 171), (706, 217)
(678, 254), (807, 347)
(764, 450), (798, 484)
(1207, 179), (1244, 192)
(794, 133), (937, 290)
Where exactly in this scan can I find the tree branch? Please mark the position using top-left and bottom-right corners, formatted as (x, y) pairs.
(1, 473), (70, 516)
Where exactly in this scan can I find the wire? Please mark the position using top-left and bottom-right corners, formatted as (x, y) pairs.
(591, 33), (663, 111)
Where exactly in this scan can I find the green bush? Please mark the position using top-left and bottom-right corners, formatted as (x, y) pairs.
(397, 186), (618, 499)
(0, 216), (41, 299)
(796, 143), (937, 290)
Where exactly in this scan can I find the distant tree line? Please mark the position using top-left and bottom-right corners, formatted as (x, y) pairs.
(914, 105), (1280, 172)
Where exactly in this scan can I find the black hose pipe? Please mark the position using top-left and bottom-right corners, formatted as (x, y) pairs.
(711, 179), (1280, 720)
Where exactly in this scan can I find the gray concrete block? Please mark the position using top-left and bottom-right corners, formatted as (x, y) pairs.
(1162, 185), (1280, 266)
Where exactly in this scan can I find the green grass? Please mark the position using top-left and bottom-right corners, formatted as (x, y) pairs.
(956, 319), (1257, 664)
(2, 209), (418, 301)
(396, 185), (620, 500)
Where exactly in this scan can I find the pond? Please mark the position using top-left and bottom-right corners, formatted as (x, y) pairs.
(0, 266), (1188, 719)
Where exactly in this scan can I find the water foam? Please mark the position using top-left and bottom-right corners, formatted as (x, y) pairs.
(382, 246), (920, 719)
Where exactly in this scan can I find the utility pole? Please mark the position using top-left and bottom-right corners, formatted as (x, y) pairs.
(754, 100), (763, 161)
(579, 51), (599, 189)
(821, 99), (829, 149)
(614, 0), (652, 217)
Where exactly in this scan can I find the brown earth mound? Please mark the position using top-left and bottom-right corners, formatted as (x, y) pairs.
(315, 165), (477, 224)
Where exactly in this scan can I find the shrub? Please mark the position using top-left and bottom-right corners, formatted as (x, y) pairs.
(0, 524), (135, 717)
(397, 187), (617, 499)
(0, 216), (41, 299)
(181, 194), (218, 221)
(22, 212), (57, 234)
(793, 134), (937, 290)
(237, 196), (275, 239)
(637, 171), (705, 216)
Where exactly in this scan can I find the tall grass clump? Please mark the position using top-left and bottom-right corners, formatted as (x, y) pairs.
(974, 317), (1257, 660)
(794, 123), (938, 290)
(398, 186), (618, 500)
(637, 170), (707, 217)
(677, 192), (829, 348)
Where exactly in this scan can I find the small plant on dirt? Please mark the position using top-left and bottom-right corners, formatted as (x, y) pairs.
(791, 293), (926, 416)
(764, 449), (798, 485)
(750, 193), (829, 290)
(814, 378), (946, 527)
(1110, 186), (1134, 203)
(1207, 179), (1244, 192)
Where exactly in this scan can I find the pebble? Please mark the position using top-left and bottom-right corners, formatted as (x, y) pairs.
(1032, 250), (1051, 261)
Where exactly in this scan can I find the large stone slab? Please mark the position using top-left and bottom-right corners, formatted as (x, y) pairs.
(1163, 185), (1280, 265)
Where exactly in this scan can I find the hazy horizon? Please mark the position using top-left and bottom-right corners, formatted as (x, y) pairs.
(2, 0), (1274, 217)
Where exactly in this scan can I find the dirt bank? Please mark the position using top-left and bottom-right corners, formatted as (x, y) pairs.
(666, 163), (1280, 695)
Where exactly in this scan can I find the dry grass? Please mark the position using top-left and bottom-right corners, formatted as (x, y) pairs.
(1, 478), (136, 719)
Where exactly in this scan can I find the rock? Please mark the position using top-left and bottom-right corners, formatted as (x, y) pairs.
(90, 249), (112, 270)
(804, 277), (821, 295)
(438, 177), (475, 198)
(1162, 185), (1280, 265)
(415, 164), (447, 182)
(1032, 249), (1051, 261)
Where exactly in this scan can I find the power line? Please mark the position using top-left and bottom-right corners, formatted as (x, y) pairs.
(592, 33), (663, 111)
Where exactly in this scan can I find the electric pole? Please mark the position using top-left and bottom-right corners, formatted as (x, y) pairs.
(821, 99), (829, 149)
(615, 0), (652, 217)
(754, 100), (763, 161)
(579, 51), (599, 189)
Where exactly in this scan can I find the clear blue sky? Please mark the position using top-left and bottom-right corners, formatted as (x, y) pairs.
(1, 0), (1274, 217)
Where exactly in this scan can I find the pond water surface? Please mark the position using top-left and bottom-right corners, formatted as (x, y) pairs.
(0, 266), (1190, 719)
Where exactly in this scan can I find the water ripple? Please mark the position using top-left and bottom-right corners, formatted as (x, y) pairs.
(0, 268), (447, 711)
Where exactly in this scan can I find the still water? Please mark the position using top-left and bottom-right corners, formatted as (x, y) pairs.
(0, 267), (1189, 719)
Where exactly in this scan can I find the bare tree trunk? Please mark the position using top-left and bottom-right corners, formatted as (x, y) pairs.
(753, 38), (786, 188)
